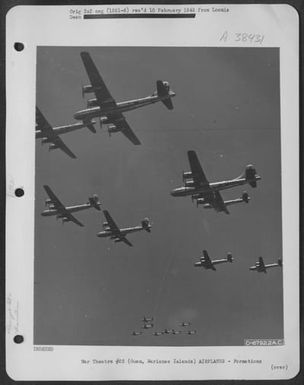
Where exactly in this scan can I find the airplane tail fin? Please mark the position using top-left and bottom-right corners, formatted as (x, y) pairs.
(227, 253), (234, 263)
(278, 258), (283, 267)
(141, 218), (151, 232)
(237, 165), (260, 188)
(89, 195), (101, 210)
(242, 192), (250, 203)
(156, 80), (174, 110)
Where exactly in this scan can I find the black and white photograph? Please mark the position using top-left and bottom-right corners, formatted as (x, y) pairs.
(35, 46), (283, 347)
(5, 4), (299, 381)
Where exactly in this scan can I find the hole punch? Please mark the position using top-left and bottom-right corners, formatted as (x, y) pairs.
(15, 188), (24, 197)
(14, 42), (24, 51)
(13, 335), (24, 344)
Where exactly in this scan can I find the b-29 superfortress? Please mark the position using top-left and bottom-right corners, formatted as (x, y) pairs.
(171, 150), (261, 214)
(97, 210), (152, 246)
(74, 52), (176, 145)
(194, 250), (234, 271)
(41, 185), (101, 227)
(249, 257), (282, 273)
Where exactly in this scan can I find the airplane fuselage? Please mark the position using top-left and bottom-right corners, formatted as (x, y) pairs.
(171, 178), (252, 197)
(35, 122), (88, 140)
(250, 263), (280, 272)
(41, 203), (93, 217)
(195, 258), (229, 269)
(97, 225), (145, 238)
(74, 92), (175, 122)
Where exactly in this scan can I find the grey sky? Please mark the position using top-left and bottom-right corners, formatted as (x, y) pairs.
(35, 47), (283, 346)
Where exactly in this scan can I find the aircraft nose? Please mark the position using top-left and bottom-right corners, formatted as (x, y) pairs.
(170, 189), (177, 196)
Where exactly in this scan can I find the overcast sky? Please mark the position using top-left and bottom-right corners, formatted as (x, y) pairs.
(34, 47), (283, 346)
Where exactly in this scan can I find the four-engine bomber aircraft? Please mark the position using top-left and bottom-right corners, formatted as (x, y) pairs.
(41, 185), (101, 227)
(74, 52), (176, 145)
(194, 250), (234, 271)
(171, 150), (261, 214)
(36, 107), (96, 159)
(249, 257), (282, 273)
(97, 210), (152, 246)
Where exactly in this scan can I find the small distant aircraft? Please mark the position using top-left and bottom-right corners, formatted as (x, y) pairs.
(194, 250), (234, 271)
(186, 330), (197, 335)
(163, 329), (174, 334)
(142, 316), (154, 323)
(41, 185), (101, 226)
(97, 210), (151, 246)
(142, 323), (154, 329)
(250, 257), (282, 273)
(171, 150), (261, 214)
(180, 322), (191, 327)
(172, 330), (182, 335)
(153, 332), (163, 336)
(74, 52), (175, 145)
(36, 107), (96, 159)
(132, 331), (143, 336)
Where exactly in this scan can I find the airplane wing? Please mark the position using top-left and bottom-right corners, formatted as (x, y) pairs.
(187, 151), (210, 188)
(43, 185), (66, 211)
(80, 52), (116, 108)
(259, 257), (265, 268)
(202, 250), (212, 264)
(121, 237), (133, 247)
(62, 211), (84, 227)
(111, 116), (141, 145)
(51, 136), (77, 159)
(212, 191), (229, 214)
(43, 185), (83, 227)
(103, 210), (121, 235)
(36, 107), (76, 159)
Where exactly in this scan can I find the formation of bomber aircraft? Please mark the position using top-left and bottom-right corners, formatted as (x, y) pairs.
(38, 50), (282, 339)
(171, 150), (261, 214)
(36, 51), (175, 151)
(193, 250), (282, 273)
(132, 317), (196, 337)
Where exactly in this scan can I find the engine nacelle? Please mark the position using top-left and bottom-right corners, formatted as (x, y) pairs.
(108, 124), (120, 133)
(45, 199), (52, 205)
(49, 144), (59, 150)
(62, 218), (69, 223)
(196, 198), (205, 205)
(87, 98), (99, 108)
(183, 171), (193, 181)
(82, 84), (94, 97)
(42, 138), (51, 144)
(184, 180), (195, 187)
